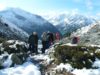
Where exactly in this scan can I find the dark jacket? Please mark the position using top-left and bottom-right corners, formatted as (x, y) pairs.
(72, 36), (79, 44)
(47, 32), (54, 42)
(28, 34), (38, 45)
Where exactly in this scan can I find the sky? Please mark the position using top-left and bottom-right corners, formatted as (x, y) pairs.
(0, 0), (100, 16)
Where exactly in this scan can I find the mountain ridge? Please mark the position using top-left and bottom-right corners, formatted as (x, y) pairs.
(0, 8), (61, 39)
(43, 13), (96, 35)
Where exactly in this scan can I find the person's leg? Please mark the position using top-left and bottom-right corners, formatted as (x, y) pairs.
(42, 41), (45, 53)
(36, 45), (38, 54)
(41, 41), (44, 53)
(43, 41), (47, 53)
(29, 43), (32, 52)
(31, 44), (34, 53)
(34, 45), (38, 54)
(46, 41), (50, 49)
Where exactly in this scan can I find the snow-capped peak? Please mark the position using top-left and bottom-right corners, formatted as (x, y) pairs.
(0, 8), (48, 26)
(71, 22), (96, 36)
(43, 13), (96, 35)
(0, 8), (60, 38)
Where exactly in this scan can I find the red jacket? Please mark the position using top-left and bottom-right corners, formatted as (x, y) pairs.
(56, 32), (60, 40)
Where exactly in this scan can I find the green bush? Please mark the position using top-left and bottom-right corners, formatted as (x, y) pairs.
(16, 44), (28, 53)
(0, 61), (3, 69)
(0, 37), (6, 43)
(95, 51), (100, 59)
(11, 54), (23, 65)
(3, 46), (17, 54)
(2, 41), (14, 48)
(2, 42), (28, 54)
(54, 45), (98, 69)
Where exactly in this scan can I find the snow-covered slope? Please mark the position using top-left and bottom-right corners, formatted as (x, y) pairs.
(71, 21), (100, 45)
(0, 17), (28, 41)
(0, 8), (60, 37)
(44, 13), (96, 35)
(0, 62), (41, 75)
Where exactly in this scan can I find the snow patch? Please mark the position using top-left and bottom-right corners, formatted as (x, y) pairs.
(31, 54), (53, 65)
(92, 58), (100, 68)
(62, 43), (78, 46)
(72, 68), (100, 75)
(0, 62), (41, 75)
(54, 63), (73, 72)
(2, 54), (13, 68)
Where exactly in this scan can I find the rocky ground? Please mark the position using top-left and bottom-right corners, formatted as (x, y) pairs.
(0, 40), (100, 75)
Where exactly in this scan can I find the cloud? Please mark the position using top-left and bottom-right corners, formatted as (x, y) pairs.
(0, 2), (7, 11)
(96, 13), (100, 19)
(37, 10), (69, 17)
(97, 13), (100, 16)
(73, 0), (94, 12)
(73, 0), (81, 3)
(89, 13), (100, 20)
(71, 8), (79, 15)
(39, 8), (80, 19)
(86, 0), (93, 10)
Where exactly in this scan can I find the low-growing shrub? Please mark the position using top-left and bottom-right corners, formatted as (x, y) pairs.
(16, 44), (28, 53)
(54, 45), (98, 69)
(2, 42), (28, 54)
(3, 46), (16, 54)
(95, 51), (100, 59)
(2, 41), (14, 48)
(11, 54), (23, 65)
(0, 37), (6, 43)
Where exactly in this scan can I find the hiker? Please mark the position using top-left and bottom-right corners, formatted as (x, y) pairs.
(55, 32), (60, 42)
(41, 32), (48, 53)
(72, 36), (79, 44)
(28, 32), (38, 54)
(47, 31), (54, 48)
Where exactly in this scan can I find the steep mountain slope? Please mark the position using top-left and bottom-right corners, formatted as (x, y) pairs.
(71, 21), (100, 45)
(0, 17), (29, 41)
(44, 13), (96, 35)
(0, 8), (60, 37)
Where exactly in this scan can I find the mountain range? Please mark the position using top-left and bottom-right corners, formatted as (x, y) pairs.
(0, 8), (60, 41)
(0, 17), (28, 41)
(43, 13), (96, 36)
(0, 8), (99, 42)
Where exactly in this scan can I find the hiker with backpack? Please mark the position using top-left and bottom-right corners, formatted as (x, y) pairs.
(28, 32), (38, 54)
(47, 31), (54, 48)
(55, 32), (60, 42)
(41, 31), (55, 53)
(72, 36), (79, 44)
(41, 32), (48, 53)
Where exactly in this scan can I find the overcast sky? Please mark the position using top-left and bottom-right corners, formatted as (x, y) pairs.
(0, 0), (100, 16)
